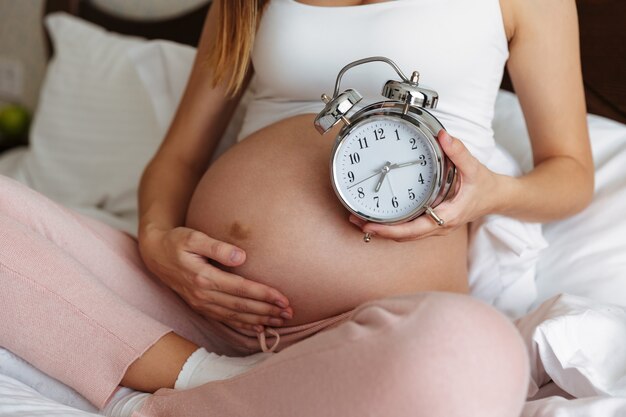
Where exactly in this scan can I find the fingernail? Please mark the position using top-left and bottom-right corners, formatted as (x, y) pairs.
(275, 300), (287, 308)
(254, 325), (264, 334)
(269, 318), (283, 326)
(280, 311), (292, 320)
(230, 249), (244, 263)
(442, 131), (452, 144)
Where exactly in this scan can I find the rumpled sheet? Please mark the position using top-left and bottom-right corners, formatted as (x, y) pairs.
(523, 395), (626, 417)
(517, 294), (626, 417)
(517, 294), (626, 399)
(0, 374), (100, 417)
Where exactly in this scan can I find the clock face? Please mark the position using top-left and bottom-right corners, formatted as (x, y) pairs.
(332, 115), (438, 222)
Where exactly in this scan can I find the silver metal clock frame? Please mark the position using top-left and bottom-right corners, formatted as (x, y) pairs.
(330, 101), (455, 225)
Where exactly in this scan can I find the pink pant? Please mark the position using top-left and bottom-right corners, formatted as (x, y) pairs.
(0, 175), (529, 417)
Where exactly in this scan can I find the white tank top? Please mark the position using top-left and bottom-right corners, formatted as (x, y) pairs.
(237, 0), (509, 164)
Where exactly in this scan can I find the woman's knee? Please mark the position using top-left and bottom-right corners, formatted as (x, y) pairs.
(352, 292), (529, 417)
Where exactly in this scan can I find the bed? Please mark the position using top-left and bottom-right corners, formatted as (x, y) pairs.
(0, 0), (625, 416)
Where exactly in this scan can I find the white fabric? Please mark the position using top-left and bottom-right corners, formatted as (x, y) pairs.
(244, 0), (509, 166)
(522, 395), (626, 417)
(0, 373), (100, 417)
(174, 347), (272, 390)
(100, 388), (149, 417)
(0, 348), (97, 413)
(127, 40), (248, 164)
(517, 294), (626, 398)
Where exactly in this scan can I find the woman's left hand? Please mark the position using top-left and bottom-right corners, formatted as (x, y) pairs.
(350, 130), (501, 242)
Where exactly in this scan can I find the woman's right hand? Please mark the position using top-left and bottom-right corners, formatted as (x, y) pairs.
(138, 226), (293, 333)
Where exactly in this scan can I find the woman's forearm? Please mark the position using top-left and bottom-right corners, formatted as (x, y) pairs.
(136, 1), (251, 241)
(494, 155), (594, 223)
(137, 155), (204, 240)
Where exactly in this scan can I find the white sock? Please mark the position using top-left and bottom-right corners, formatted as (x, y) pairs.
(174, 347), (273, 390)
(101, 387), (150, 417)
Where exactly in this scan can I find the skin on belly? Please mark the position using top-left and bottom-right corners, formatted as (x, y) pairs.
(186, 114), (469, 326)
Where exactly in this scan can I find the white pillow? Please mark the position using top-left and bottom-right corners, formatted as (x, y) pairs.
(2, 13), (161, 235)
(128, 40), (249, 163)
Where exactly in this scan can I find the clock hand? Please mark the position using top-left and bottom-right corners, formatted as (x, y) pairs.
(347, 171), (382, 189)
(389, 158), (425, 170)
(347, 162), (391, 190)
(374, 162), (392, 192)
(386, 172), (396, 198)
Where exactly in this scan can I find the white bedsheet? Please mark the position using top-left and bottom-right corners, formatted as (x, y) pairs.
(0, 374), (99, 417)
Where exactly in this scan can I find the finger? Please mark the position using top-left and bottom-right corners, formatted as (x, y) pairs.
(205, 290), (293, 319)
(185, 231), (246, 267)
(363, 201), (459, 240)
(179, 290), (276, 332)
(437, 130), (478, 178)
(204, 304), (286, 327)
(200, 267), (291, 308)
(362, 215), (438, 240)
(225, 320), (265, 334)
(222, 320), (262, 333)
(200, 311), (264, 333)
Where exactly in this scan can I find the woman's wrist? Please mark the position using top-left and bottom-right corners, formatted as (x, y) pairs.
(487, 172), (519, 217)
(138, 220), (169, 251)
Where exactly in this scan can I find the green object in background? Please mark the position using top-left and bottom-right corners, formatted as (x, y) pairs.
(0, 104), (30, 137)
(0, 104), (30, 150)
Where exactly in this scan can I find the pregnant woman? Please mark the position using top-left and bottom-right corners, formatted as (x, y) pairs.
(0, 0), (592, 416)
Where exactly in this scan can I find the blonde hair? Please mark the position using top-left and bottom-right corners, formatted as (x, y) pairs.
(207, 0), (268, 96)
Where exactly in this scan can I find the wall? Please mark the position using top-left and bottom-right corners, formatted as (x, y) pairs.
(0, 0), (208, 112)
(0, 0), (47, 111)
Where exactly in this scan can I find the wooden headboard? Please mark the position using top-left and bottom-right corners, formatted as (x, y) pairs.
(500, 0), (626, 124)
(44, 0), (212, 49)
(44, 0), (626, 124)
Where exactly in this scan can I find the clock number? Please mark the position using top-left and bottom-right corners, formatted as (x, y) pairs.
(374, 128), (386, 141)
(347, 171), (355, 183)
(408, 188), (416, 200)
(409, 138), (418, 150)
(357, 138), (369, 149)
(349, 152), (361, 165)
(373, 196), (380, 208)
(357, 187), (365, 198)
(394, 129), (401, 141)
(419, 154), (426, 165)
(391, 196), (399, 208)
(418, 173), (425, 184)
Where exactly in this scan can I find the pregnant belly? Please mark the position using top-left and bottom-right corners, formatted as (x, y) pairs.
(186, 114), (469, 326)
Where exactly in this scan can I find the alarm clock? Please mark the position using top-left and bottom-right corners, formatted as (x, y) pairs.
(314, 57), (456, 242)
